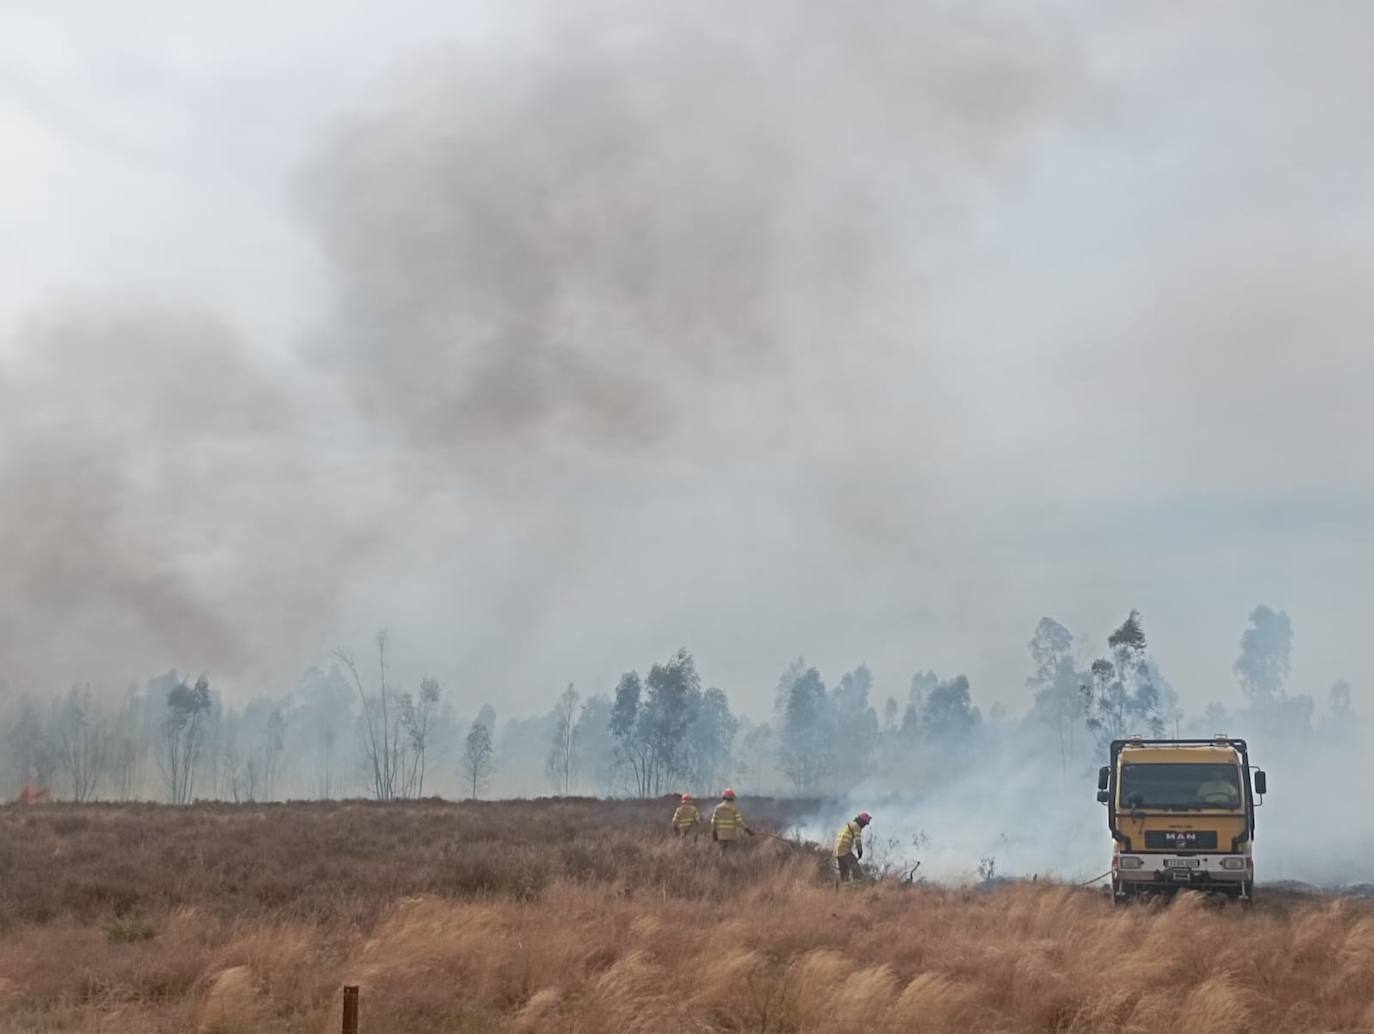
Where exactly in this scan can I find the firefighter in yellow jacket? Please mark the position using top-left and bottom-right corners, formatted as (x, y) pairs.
(834, 812), (871, 882)
(671, 793), (701, 837)
(710, 788), (753, 850)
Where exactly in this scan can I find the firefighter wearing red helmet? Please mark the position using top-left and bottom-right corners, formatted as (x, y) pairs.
(710, 788), (753, 850)
(834, 812), (872, 882)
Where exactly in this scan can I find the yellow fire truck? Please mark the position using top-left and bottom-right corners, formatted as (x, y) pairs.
(1097, 737), (1267, 905)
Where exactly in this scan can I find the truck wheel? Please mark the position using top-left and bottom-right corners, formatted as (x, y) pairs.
(1240, 881), (1255, 910)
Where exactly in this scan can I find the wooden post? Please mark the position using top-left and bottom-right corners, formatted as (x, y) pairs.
(342, 985), (359, 1034)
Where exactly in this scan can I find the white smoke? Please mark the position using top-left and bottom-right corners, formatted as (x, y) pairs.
(800, 724), (1370, 888)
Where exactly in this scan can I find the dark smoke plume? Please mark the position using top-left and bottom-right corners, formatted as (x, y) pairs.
(2, 3), (1085, 693)
(0, 303), (369, 688)
(301, 2), (1079, 475)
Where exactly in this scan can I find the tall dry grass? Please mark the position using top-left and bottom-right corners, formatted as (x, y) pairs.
(1, 800), (1371, 1033)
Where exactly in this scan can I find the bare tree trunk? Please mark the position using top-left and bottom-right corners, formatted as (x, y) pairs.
(337, 646), (389, 800)
(378, 631), (393, 797)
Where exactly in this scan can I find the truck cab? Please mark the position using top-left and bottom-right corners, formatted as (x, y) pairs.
(1097, 736), (1267, 904)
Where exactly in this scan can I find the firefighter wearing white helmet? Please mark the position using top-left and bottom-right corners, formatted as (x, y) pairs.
(671, 793), (701, 836)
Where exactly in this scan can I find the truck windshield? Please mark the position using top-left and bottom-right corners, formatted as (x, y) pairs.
(1119, 763), (1242, 809)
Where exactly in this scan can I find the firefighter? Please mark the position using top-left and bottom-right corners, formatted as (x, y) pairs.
(834, 812), (871, 882)
(710, 788), (753, 850)
(671, 793), (701, 836)
(1196, 776), (1239, 806)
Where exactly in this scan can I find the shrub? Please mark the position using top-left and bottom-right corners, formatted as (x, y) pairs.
(102, 915), (157, 944)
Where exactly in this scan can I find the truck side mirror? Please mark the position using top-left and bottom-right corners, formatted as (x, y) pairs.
(1096, 790), (1110, 804)
(1254, 770), (1267, 796)
(1097, 766), (1110, 791)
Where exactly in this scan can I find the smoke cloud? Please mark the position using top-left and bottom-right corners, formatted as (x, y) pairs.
(806, 730), (1366, 888)
(0, 302), (381, 688)
(300, 2), (1080, 471)
(1, 0), (1372, 719)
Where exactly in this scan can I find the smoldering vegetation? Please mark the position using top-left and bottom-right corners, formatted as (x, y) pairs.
(4, 799), (1374, 1034)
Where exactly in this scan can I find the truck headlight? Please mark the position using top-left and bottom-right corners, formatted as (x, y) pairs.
(1119, 856), (1144, 869)
(1220, 857), (1246, 870)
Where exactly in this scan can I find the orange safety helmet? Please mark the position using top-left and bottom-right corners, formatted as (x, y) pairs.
(722, 788), (736, 800)
(681, 793), (694, 803)
(856, 812), (871, 825)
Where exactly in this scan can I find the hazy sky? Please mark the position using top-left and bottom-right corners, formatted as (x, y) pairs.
(3, 1), (1371, 719)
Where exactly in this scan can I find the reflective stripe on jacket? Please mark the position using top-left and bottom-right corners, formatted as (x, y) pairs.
(672, 804), (700, 830)
(711, 801), (745, 840)
(834, 820), (863, 858)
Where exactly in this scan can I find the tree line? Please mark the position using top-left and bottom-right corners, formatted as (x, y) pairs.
(0, 604), (1357, 803)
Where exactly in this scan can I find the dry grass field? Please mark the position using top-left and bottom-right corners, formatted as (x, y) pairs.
(1, 799), (1371, 1033)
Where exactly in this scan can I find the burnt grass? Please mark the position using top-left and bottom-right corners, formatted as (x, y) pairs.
(0, 796), (824, 931)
